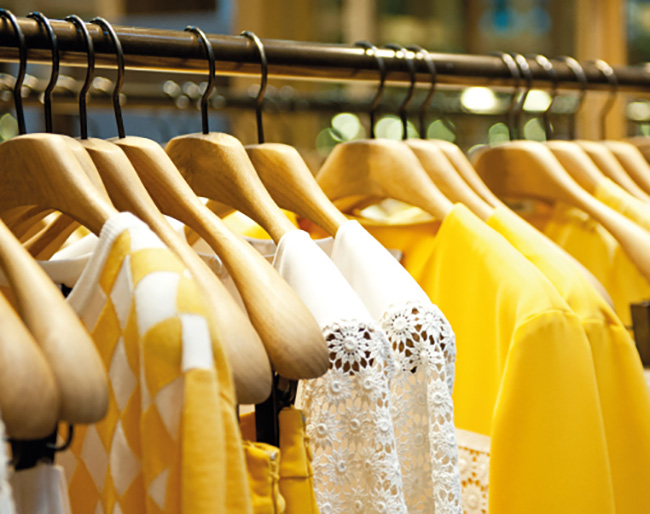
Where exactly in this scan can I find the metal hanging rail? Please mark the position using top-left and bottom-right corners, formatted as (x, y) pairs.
(0, 16), (649, 93)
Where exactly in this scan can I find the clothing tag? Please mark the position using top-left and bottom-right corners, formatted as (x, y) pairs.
(631, 301), (650, 366)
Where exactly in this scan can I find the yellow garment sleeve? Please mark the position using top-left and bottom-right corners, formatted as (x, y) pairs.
(490, 312), (615, 513)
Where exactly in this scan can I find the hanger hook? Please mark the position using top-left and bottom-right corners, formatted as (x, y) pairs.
(185, 26), (215, 135)
(492, 51), (520, 140)
(586, 59), (618, 140)
(240, 31), (267, 144)
(88, 17), (125, 139)
(0, 10), (26, 134)
(65, 15), (94, 140)
(385, 43), (416, 140)
(553, 56), (587, 139)
(510, 53), (533, 139)
(26, 12), (58, 134)
(355, 41), (386, 139)
(526, 54), (558, 140)
(406, 45), (437, 139)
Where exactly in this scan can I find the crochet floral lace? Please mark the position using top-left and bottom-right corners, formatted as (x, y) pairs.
(297, 320), (408, 514)
(380, 301), (462, 514)
(456, 429), (490, 514)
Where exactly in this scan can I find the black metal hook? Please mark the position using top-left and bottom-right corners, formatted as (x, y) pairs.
(406, 45), (437, 139)
(65, 15), (94, 140)
(526, 54), (558, 140)
(27, 12), (58, 134)
(587, 59), (618, 140)
(355, 41), (386, 139)
(0, 10), (26, 134)
(240, 31), (267, 144)
(46, 423), (74, 452)
(89, 17), (125, 139)
(385, 43), (416, 140)
(185, 26), (215, 135)
(553, 56), (587, 139)
(510, 53), (532, 139)
(492, 51), (520, 140)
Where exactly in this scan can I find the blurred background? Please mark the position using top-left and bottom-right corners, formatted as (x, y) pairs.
(0, 0), (648, 170)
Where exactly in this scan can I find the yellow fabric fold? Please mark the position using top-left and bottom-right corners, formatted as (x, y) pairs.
(243, 442), (286, 514)
(278, 408), (319, 514)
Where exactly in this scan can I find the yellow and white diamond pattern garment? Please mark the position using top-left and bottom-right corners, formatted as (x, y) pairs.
(57, 213), (251, 514)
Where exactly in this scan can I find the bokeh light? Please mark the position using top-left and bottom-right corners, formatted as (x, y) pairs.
(523, 118), (546, 141)
(460, 87), (498, 113)
(488, 122), (510, 144)
(427, 119), (456, 142)
(523, 90), (552, 112)
(331, 112), (364, 140)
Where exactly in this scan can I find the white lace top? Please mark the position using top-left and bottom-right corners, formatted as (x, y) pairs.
(0, 413), (16, 514)
(267, 229), (409, 514)
(318, 220), (462, 514)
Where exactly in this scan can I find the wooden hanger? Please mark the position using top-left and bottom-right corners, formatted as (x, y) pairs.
(0, 12), (121, 423)
(0, 211), (108, 424)
(316, 42), (452, 220)
(603, 140), (650, 195)
(625, 136), (650, 164)
(545, 140), (605, 194)
(406, 140), (493, 220)
(64, 17), (272, 404)
(558, 59), (650, 201)
(246, 143), (348, 235)
(432, 139), (506, 208)
(120, 27), (328, 381)
(0, 287), (60, 439)
(165, 32), (295, 243)
(575, 140), (650, 202)
(126, 136), (328, 380)
(231, 32), (348, 236)
(394, 46), (493, 220)
(473, 141), (650, 283)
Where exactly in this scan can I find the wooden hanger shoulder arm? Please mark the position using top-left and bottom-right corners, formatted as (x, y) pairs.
(246, 143), (348, 236)
(166, 133), (295, 242)
(406, 140), (493, 220)
(0, 219), (108, 423)
(0, 291), (60, 439)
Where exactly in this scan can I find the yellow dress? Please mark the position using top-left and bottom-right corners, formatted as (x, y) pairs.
(488, 206), (650, 514)
(344, 204), (614, 514)
(55, 213), (251, 514)
(544, 202), (650, 328)
(240, 409), (319, 514)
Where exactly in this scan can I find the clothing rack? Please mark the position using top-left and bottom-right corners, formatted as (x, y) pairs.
(0, 17), (649, 94)
(0, 73), (576, 119)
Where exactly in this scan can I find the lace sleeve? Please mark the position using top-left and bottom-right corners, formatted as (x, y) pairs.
(380, 301), (462, 514)
(296, 320), (408, 514)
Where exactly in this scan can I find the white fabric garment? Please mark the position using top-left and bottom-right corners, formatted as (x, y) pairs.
(0, 413), (16, 514)
(315, 220), (462, 514)
(268, 229), (408, 514)
(9, 464), (70, 514)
